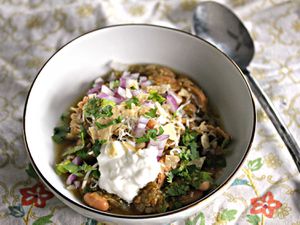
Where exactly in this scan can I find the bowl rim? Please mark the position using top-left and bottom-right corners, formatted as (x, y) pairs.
(23, 23), (256, 219)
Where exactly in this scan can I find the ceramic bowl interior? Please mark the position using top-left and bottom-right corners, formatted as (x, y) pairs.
(24, 24), (255, 222)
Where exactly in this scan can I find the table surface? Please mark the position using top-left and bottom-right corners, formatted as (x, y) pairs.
(0, 0), (299, 224)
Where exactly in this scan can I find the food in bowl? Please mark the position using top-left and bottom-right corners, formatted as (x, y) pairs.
(52, 63), (231, 215)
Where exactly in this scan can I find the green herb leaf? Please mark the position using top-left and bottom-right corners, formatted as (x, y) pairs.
(182, 129), (198, 146)
(60, 112), (70, 124)
(32, 214), (53, 225)
(62, 145), (84, 157)
(101, 99), (116, 107)
(52, 125), (69, 143)
(145, 107), (158, 118)
(221, 138), (230, 149)
(91, 170), (100, 179)
(76, 149), (88, 159)
(181, 129), (199, 160)
(109, 80), (120, 89)
(166, 172), (174, 183)
(165, 182), (190, 197)
(95, 116), (123, 129)
(55, 160), (82, 176)
(55, 161), (95, 177)
(148, 90), (166, 104)
(81, 162), (96, 173)
(125, 97), (140, 109)
(55, 160), (71, 175)
(136, 126), (164, 143)
(91, 139), (106, 156)
(83, 98), (114, 119)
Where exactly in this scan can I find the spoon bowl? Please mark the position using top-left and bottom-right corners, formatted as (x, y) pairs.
(192, 1), (254, 69)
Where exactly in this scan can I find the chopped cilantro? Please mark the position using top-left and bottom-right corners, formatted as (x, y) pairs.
(91, 170), (100, 179)
(109, 80), (120, 89)
(221, 138), (230, 149)
(165, 182), (190, 197)
(55, 160), (96, 177)
(62, 127), (86, 156)
(63, 145), (84, 157)
(55, 160), (82, 176)
(60, 111), (70, 124)
(166, 172), (174, 183)
(52, 125), (70, 143)
(52, 111), (71, 143)
(145, 107), (158, 118)
(125, 97), (140, 109)
(83, 98), (114, 119)
(95, 116), (123, 129)
(136, 126), (164, 143)
(148, 90), (166, 104)
(181, 129), (199, 160)
(76, 149), (88, 159)
(101, 99), (116, 107)
(80, 162), (96, 173)
(91, 139), (106, 156)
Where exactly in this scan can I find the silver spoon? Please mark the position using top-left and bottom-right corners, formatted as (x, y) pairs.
(192, 1), (300, 172)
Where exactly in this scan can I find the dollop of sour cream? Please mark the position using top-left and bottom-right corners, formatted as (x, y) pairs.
(97, 141), (161, 203)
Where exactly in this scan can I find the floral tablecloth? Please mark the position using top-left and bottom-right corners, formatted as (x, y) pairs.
(0, 0), (300, 224)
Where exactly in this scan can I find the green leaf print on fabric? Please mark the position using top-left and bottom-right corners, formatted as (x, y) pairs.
(247, 158), (263, 171)
(32, 214), (53, 225)
(219, 209), (237, 221)
(246, 214), (260, 225)
(186, 212), (205, 225)
(231, 178), (250, 186)
(8, 204), (25, 218)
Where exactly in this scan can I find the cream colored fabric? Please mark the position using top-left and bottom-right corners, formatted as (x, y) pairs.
(0, 0), (299, 224)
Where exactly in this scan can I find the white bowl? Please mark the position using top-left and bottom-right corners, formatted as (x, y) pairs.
(23, 24), (255, 225)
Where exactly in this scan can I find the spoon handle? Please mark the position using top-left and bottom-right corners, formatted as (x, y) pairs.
(244, 69), (300, 172)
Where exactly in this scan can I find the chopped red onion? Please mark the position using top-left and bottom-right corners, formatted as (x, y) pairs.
(94, 77), (103, 84)
(120, 77), (127, 88)
(108, 72), (116, 81)
(168, 90), (182, 104)
(148, 139), (159, 147)
(121, 71), (130, 77)
(134, 117), (149, 137)
(101, 85), (114, 96)
(166, 94), (178, 112)
(132, 89), (142, 96)
(141, 80), (152, 87)
(139, 116), (149, 124)
(139, 76), (147, 83)
(148, 135), (169, 153)
(157, 149), (164, 157)
(74, 180), (81, 189)
(143, 101), (155, 108)
(125, 88), (133, 98)
(87, 86), (101, 95)
(117, 87), (126, 98)
(130, 73), (140, 80)
(98, 93), (123, 104)
(72, 156), (82, 165)
(66, 174), (77, 185)
(157, 134), (169, 141)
